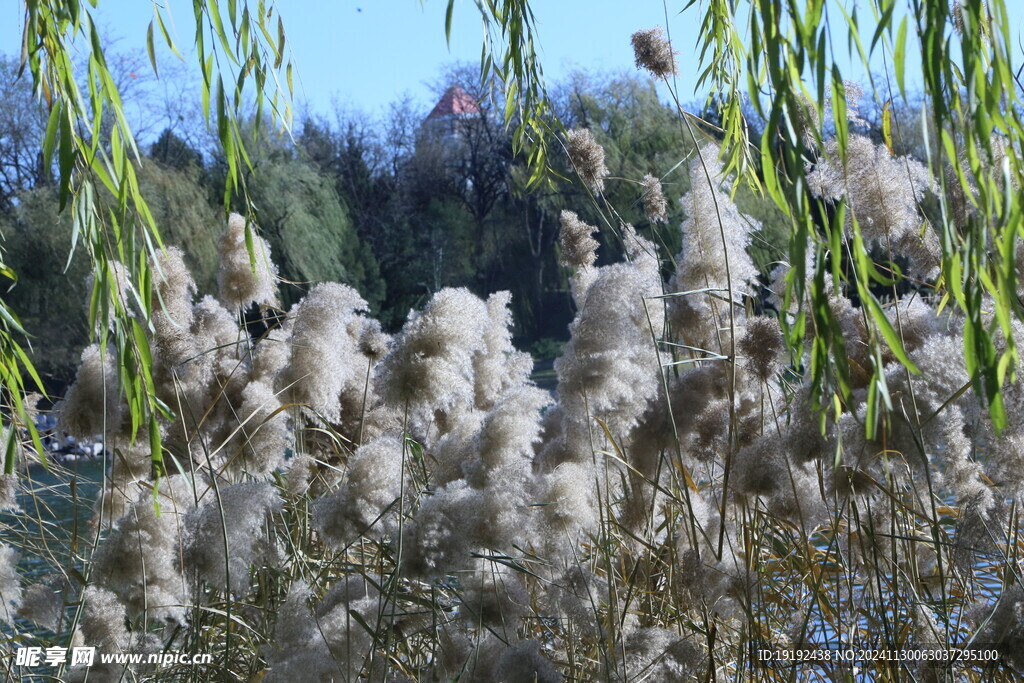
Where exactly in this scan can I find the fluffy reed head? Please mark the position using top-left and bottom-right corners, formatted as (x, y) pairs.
(185, 481), (283, 593)
(282, 282), (369, 423)
(217, 212), (279, 308)
(0, 543), (21, 626)
(377, 287), (490, 420)
(0, 473), (18, 512)
(558, 210), (599, 270)
(151, 246), (196, 329)
(739, 316), (785, 382)
(631, 27), (677, 77)
(57, 344), (124, 440)
(565, 128), (609, 193)
(641, 173), (669, 224)
(806, 134), (938, 278)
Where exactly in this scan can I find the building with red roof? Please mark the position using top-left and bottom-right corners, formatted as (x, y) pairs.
(426, 85), (482, 120)
(422, 86), (484, 141)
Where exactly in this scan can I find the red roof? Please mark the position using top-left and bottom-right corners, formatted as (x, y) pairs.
(426, 85), (482, 119)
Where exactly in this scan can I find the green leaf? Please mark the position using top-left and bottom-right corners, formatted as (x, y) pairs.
(207, 0), (237, 65)
(864, 292), (919, 374)
(58, 107), (74, 210)
(0, 301), (28, 337)
(831, 68), (848, 163)
(275, 15), (285, 69)
(881, 100), (893, 154)
(445, 0), (455, 46)
(244, 218), (258, 274)
(13, 343), (45, 396)
(504, 78), (517, 124)
(989, 389), (1007, 432)
(42, 101), (61, 178)
(865, 370), (879, 440)
(4, 381), (47, 470)
(149, 413), (165, 480)
(894, 16), (908, 97)
(869, 0), (896, 54)
(155, 10), (182, 59)
(130, 319), (153, 372)
(4, 426), (18, 475)
(146, 20), (158, 77)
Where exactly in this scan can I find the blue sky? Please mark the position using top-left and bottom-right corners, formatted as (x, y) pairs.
(2, 0), (691, 115)
(4, 1), (1024, 121)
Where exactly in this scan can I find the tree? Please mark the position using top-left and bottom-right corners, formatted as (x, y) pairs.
(0, 56), (48, 211)
(244, 148), (385, 310)
(0, 188), (90, 385)
(150, 128), (204, 172)
(134, 159), (221, 295)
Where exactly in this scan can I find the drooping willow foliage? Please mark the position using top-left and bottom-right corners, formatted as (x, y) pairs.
(11, 0), (298, 479)
(689, 0), (1024, 433)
